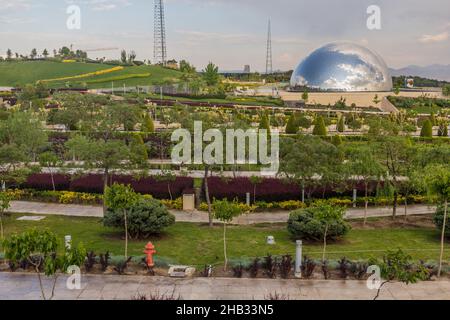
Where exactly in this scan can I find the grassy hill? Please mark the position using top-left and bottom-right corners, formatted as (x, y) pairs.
(0, 60), (182, 89)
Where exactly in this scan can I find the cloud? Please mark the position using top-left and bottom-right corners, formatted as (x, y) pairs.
(65, 0), (132, 11)
(0, 0), (34, 11)
(419, 31), (449, 43)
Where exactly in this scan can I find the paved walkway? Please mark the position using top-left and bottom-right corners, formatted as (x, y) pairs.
(8, 201), (435, 224)
(0, 273), (448, 300)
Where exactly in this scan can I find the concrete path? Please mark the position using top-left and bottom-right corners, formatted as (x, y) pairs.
(0, 272), (448, 300)
(8, 201), (436, 224)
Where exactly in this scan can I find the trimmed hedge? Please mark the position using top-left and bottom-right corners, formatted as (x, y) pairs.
(206, 177), (379, 202)
(21, 173), (193, 200)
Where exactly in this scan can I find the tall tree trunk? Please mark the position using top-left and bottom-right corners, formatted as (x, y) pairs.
(204, 166), (213, 227)
(50, 169), (55, 192)
(124, 208), (128, 259)
(392, 190), (398, 219)
(167, 183), (173, 201)
(301, 184), (305, 203)
(438, 199), (448, 278)
(103, 168), (109, 216)
(364, 183), (369, 226)
(404, 196), (408, 222)
(322, 224), (328, 262)
(0, 214), (3, 240)
(223, 222), (228, 271)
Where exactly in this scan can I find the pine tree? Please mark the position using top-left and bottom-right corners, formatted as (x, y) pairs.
(420, 119), (433, 138)
(259, 113), (271, 137)
(285, 114), (299, 134)
(312, 116), (327, 136)
(337, 116), (345, 133)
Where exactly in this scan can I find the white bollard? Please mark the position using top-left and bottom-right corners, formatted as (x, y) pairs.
(246, 193), (251, 206)
(353, 188), (357, 208)
(295, 240), (303, 278)
(65, 235), (72, 250)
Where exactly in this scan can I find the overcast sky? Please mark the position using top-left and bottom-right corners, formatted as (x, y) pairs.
(0, 0), (449, 71)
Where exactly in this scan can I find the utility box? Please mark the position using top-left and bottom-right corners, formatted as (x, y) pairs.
(183, 194), (195, 211)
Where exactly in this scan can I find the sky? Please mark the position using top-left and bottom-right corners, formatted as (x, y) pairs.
(0, 0), (449, 71)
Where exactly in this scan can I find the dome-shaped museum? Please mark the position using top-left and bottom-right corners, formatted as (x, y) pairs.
(290, 42), (392, 92)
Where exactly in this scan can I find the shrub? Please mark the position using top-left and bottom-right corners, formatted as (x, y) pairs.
(312, 116), (327, 136)
(420, 120), (433, 138)
(287, 206), (350, 241)
(301, 256), (316, 279)
(433, 205), (450, 236)
(104, 198), (175, 239)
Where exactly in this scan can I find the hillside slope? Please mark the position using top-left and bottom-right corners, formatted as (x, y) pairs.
(0, 61), (182, 88)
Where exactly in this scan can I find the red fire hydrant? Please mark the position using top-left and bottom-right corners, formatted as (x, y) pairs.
(144, 242), (156, 268)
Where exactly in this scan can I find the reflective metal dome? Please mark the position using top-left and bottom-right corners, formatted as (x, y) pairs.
(290, 42), (392, 92)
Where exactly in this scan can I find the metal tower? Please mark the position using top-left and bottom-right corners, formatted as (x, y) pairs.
(265, 19), (273, 75)
(154, 0), (167, 65)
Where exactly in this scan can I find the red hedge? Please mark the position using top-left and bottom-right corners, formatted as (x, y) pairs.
(22, 174), (193, 200)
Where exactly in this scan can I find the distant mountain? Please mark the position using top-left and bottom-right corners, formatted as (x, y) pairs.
(390, 64), (450, 82)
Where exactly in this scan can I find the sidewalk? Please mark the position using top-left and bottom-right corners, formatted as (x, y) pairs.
(8, 201), (436, 225)
(0, 272), (448, 300)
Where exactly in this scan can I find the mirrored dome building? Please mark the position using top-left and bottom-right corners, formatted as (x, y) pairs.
(290, 42), (392, 92)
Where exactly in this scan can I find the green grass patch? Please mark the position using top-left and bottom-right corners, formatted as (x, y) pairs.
(0, 61), (182, 89)
(1, 213), (448, 266)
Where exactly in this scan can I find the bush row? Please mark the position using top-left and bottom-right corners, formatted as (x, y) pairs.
(22, 174), (193, 199)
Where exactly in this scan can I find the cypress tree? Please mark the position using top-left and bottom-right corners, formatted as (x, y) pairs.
(337, 116), (345, 133)
(312, 116), (327, 136)
(259, 113), (271, 136)
(285, 114), (299, 134)
(142, 114), (155, 134)
(331, 134), (343, 146)
(420, 119), (433, 138)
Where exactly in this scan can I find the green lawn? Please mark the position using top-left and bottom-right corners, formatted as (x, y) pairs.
(1, 213), (448, 266)
(0, 61), (110, 87)
(0, 61), (182, 88)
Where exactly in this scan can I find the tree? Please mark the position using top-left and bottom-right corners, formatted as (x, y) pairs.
(3, 229), (85, 300)
(129, 134), (148, 167)
(285, 114), (299, 134)
(373, 94), (381, 105)
(394, 85), (400, 95)
(443, 85), (450, 97)
(128, 50), (137, 64)
(104, 183), (139, 259)
(142, 113), (155, 134)
(0, 191), (12, 239)
(373, 250), (428, 300)
(203, 62), (220, 86)
(249, 175), (263, 203)
(39, 152), (61, 191)
(344, 145), (383, 225)
(179, 60), (196, 74)
(438, 121), (448, 137)
(424, 165), (450, 277)
(6, 49), (12, 60)
(104, 197), (174, 239)
(120, 50), (127, 63)
(31, 48), (38, 59)
(280, 136), (341, 202)
(42, 49), (49, 58)
(154, 170), (176, 200)
(331, 134), (343, 146)
(337, 116), (345, 133)
(301, 89), (309, 103)
(298, 115), (312, 132)
(213, 199), (243, 271)
(420, 120), (433, 138)
(312, 116), (327, 136)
